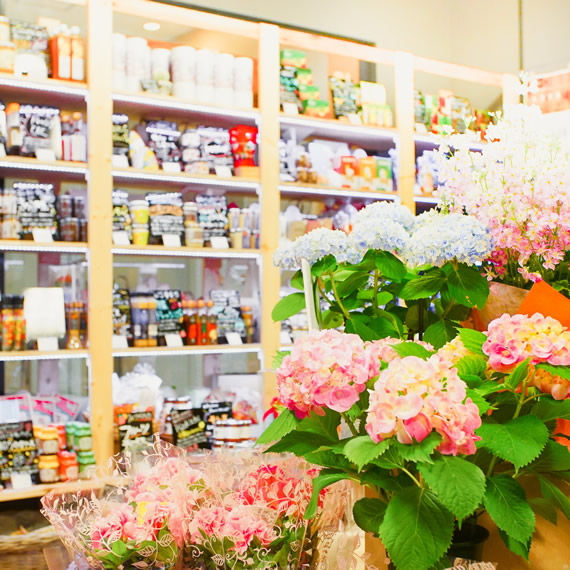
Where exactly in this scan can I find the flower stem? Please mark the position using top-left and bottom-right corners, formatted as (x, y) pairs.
(401, 467), (422, 488)
(328, 270), (351, 321)
(373, 269), (380, 313)
(341, 412), (359, 437)
(441, 298), (456, 320)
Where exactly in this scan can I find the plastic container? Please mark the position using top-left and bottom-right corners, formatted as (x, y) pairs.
(58, 450), (78, 482)
(77, 451), (96, 479)
(184, 225), (203, 247)
(38, 455), (59, 483)
(131, 223), (149, 245)
(0, 42), (15, 72)
(75, 423), (92, 451)
(129, 200), (149, 224)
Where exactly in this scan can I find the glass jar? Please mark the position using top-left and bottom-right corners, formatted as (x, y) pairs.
(58, 450), (79, 482)
(66, 422), (76, 451)
(75, 423), (92, 451)
(38, 455), (60, 483)
(1, 296), (14, 351)
(66, 302), (82, 349)
(131, 293), (148, 347)
(77, 451), (96, 480)
(12, 295), (25, 351)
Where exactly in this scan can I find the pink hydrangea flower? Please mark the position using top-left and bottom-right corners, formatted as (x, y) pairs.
(365, 337), (434, 377)
(365, 354), (481, 455)
(276, 330), (372, 418)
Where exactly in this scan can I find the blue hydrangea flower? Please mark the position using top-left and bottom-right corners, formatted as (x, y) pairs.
(348, 218), (410, 261)
(355, 202), (416, 232)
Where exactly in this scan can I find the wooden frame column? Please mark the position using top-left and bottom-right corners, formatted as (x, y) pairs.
(258, 23), (281, 408)
(87, 0), (114, 466)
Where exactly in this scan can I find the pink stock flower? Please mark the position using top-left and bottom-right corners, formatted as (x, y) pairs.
(365, 354), (481, 455)
(365, 337), (434, 377)
(276, 330), (372, 418)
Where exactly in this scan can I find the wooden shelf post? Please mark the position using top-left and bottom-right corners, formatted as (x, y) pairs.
(87, 0), (114, 467)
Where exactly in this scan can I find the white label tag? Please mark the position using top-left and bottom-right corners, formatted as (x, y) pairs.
(0, 145), (6, 158)
(162, 234), (181, 247)
(347, 113), (362, 125)
(10, 472), (33, 490)
(210, 236), (230, 249)
(283, 102), (299, 115)
(225, 332), (243, 346)
(113, 231), (131, 245)
(214, 166), (233, 178)
(165, 333), (183, 348)
(36, 149), (56, 162)
(37, 337), (59, 351)
(280, 330), (292, 345)
(112, 335), (129, 349)
(111, 154), (130, 168)
(32, 228), (54, 243)
(162, 162), (182, 173)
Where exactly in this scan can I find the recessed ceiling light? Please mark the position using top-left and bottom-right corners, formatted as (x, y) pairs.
(143, 22), (160, 31)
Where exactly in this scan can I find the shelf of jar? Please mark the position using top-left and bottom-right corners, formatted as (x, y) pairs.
(111, 167), (260, 192)
(112, 244), (261, 259)
(113, 343), (262, 358)
(0, 478), (105, 503)
(279, 182), (398, 201)
(0, 349), (89, 362)
(0, 240), (88, 253)
(113, 91), (259, 124)
(0, 156), (88, 178)
(413, 133), (486, 152)
(280, 113), (398, 148)
(0, 73), (88, 101)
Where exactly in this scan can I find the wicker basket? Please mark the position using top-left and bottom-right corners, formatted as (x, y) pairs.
(0, 524), (67, 570)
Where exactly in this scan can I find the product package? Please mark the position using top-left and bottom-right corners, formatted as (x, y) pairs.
(146, 192), (184, 243)
(210, 289), (247, 344)
(229, 125), (257, 168)
(137, 120), (182, 167)
(14, 181), (57, 239)
(279, 66), (303, 113)
(180, 128), (207, 174)
(112, 113), (130, 161)
(17, 105), (62, 158)
(112, 285), (132, 343)
(153, 289), (183, 342)
(329, 73), (359, 120)
(197, 126), (233, 173)
(195, 194), (228, 245)
(112, 190), (132, 237)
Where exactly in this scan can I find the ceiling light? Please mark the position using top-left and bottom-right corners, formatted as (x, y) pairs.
(143, 22), (160, 31)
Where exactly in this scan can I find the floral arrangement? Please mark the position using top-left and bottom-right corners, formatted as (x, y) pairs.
(260, 314), (570, 570)
(42, 443), (351, 569)
(436, 104), (570, 292)
(273, 202), (492, 348)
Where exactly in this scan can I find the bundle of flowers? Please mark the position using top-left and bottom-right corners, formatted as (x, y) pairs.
(436, 104), (570, 290)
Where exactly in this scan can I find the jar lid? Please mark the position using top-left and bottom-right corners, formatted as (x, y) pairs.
(129, 200), (149, 207)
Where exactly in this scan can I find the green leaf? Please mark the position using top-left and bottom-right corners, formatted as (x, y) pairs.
(535, 362), (570, 380)
(257, 409), (299, 444)
(375, 251), (407, 282)
(483, 475), (535, 543)
(532, 398), (570, 423)
(311, 254), (337, 276)
(322, 309), (344, 329)
(399, 269), (446, 300)
(458, 328), (486, 355)
(529, 440), (570, 472)
(111, 540), (128, 557)
(424, 319), (458, 350)
(392, 341), (433, 360)
(304, 449), (355, 471)
(504, 358), (531, 391)
(498, 529), (530, 561)
(290, 269), (304, 290)
(376, 291), (395, 306)
(304, 469), (350, 519)
(466, 389), (491, 415)
(446, 264), (489, 309)
(455, 354), (488, 378)
(345, 317), (382, 341)
(272, 350), (289, 369)
(476, 415), (549, 470)
(265, 429), (331, 456)
(529, 497), (558, 525)
(538, 476), (570, 519)
(353, 497), (387, 535)
(380, 487), (454, 570)
(296, 408), (341, 441)
(360, 466), (412, 492)
(271, 292), (306, 322)
(395, 432), (442, 464)
(336, 273), (370, 297)
(418, 456), (486, 521)
(343, 436), (391, 471)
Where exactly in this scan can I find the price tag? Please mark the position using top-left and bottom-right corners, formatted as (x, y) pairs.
(225, 332), (243, 346)
(162, 234), (181, 247)
(162, 162), (181, 173)
(10, 472), (33, 490)
(113, 231), (131, 245)
(112, 335), (129, 349)
(32, 228), (54, 243)
(282, 102), (299, 115)
(165, 333), (183, 348)
(111, 154), (130, 168)
(37, 337), (59, 351)
(214, 166), (233, 178)
(35, 149), (56, 162)
(280, 330), (292, 345)
(347, 113), (363, 125)
(210, 236), (230, 249)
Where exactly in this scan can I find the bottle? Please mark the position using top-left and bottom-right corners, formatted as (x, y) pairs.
(187, 300), (197, 345)
(147, 295), (158, 347)
(206, 300), (218, 345)
(70, 26), (85, 82)
(78, 301), (87, 347)
(58, 450), (78, 482)
(6, 103), (21, 156)
(196, 298), (206, 345)
(49, 25), (71, 80)
(1, 296), (14, 351)
(60, 112), (71, 161)
(66, 302), (82, 349)
(13, 295), (25, 351)
(71, 112), (86, 162)
(180, 300), (189, 344)
(241, 306), (254, 344)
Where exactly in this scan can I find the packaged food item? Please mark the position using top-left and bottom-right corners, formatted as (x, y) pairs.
(146, 192), (184, 244)
(0, 420), (39, 485)
(0, 41), (15, 72)
(70, 26), (84, 81)
(197, 126), (233, 173)
(112, 113), (130, 162)
(77, 450), (96, 479)
(210, 289), (247, 344)
(129, 129), (159, 170)
(131, 224), (149, 245)
(195, 194), (228, 245)
(58, 450), (78, 482)
(153, 289), (183, 344)
(17, 105), (62, 159)
(112, 189), (132, 237)
(0, 16), (10, 44)
(14, 181), (57, 240)
(298, 83), (320, 102)
(339, 156), (359, 187)
(35, 425), (60, 455)
(279, 66), (303, 113)
(375, 156), (393, 192)
(0, 101), (6, 154)
(1, 296), (15, 351)
(38, 454), (59, 483)
(112, 285), (132, 344)
(358, 156), (377, 189)
(129, 199), (149, 225)
(137, 120), (181, 167)
(66, 302), (82, 349)
(280, 49), (307, 69)
(330, 72), (359, 120)
(10, 20), (49, 62)
(49, 25), (71, 80)
(303, 99), (330, 118)
(6, 102), (22, 155)
(229, 125), (257, 168)
(130, 292), (157, 347)
(451, 96), (472, 133)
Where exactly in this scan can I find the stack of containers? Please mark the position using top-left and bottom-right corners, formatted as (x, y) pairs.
(126, 36), (150, 93)
(234, 56), (254, 109)
(112, 33), (127, 90)
(195, 48), (215, 104)
(214, 52), (234, 107)
(171, 45), (196, 100)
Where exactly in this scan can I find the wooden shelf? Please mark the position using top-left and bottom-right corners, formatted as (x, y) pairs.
(0, 349), (89, 362)
(414, 195), (440, 204)
(0, 479), (104, 503)
(0, 240), (88, 253)
(280, 113), (399, 148)
(0, 156), (88, 178)
(112, 244), (261, 258)
(113, 343), (262, 358)
(113, 91), (259, 124)
(111, 167), (260, 192)
(0, 73), (88, 100)
(414, 133), (487, 152)
(280, 182), (398, 201)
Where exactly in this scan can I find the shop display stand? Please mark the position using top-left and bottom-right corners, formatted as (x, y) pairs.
(0, 0), (518, 501)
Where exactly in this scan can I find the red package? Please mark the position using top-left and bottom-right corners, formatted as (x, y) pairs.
(229, 125), (258, 167)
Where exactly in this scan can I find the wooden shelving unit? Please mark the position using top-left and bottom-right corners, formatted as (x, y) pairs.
(0, 479), (105, 503)
(0, 0), (518, 491)
(0, 349), (89, 362)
